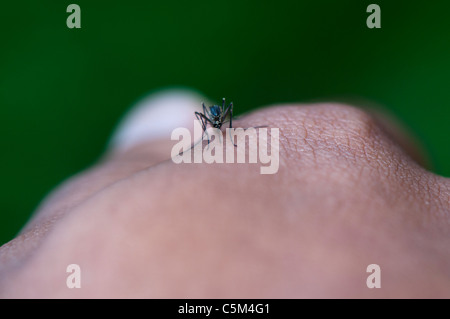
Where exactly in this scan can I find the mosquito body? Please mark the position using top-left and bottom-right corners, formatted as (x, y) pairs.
(195, 97), (236, 146)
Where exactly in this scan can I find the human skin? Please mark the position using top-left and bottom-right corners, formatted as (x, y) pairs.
(0, 103), (449, 298)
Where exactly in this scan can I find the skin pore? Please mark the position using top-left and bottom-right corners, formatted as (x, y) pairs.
(0, 103), (449, 298)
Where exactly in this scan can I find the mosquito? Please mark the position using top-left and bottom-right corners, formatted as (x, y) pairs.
(195, 97), (236, 147)
(178, 98), (266, 155)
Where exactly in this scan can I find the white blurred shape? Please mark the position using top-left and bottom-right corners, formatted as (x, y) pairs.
(109, 89), (209, 152)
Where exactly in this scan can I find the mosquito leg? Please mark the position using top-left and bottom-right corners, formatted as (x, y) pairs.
(228, 102), (237, 147)
(247, 125), (268, 129)
(178, 112), (209, 155)
(221, 102), (237, 147)
(201, 116), (211, 148)
(195, 112), (211, 146)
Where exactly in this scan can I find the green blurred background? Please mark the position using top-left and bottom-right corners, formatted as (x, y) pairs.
(1, 0), (449, 245)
